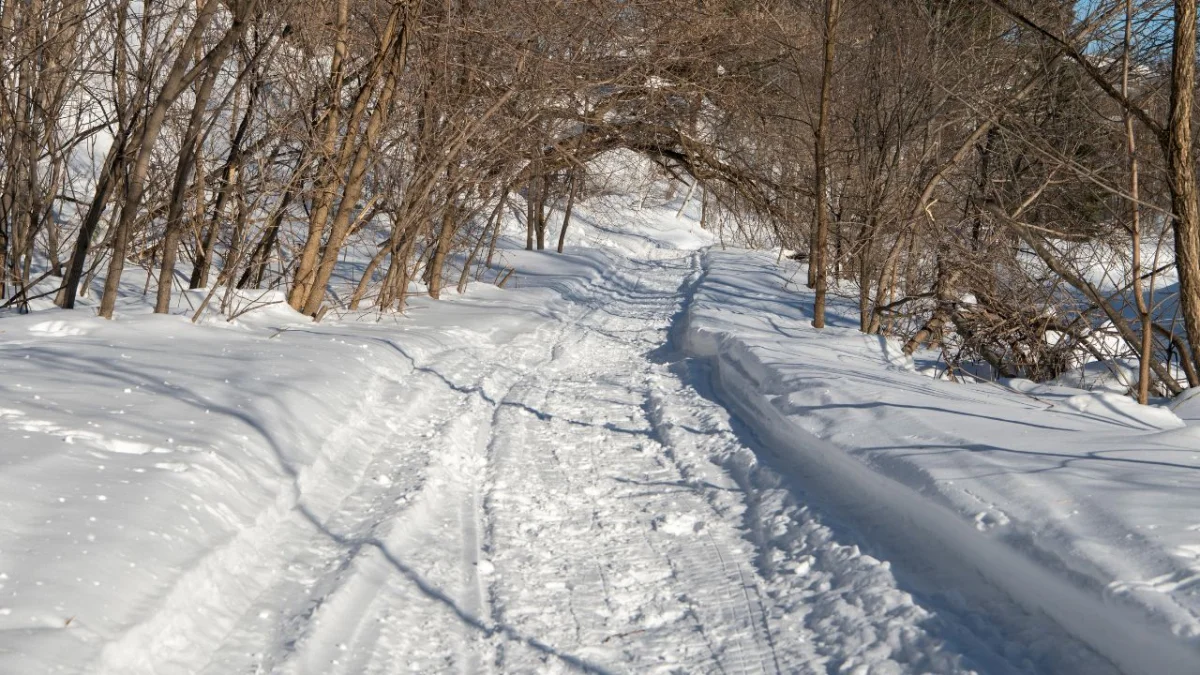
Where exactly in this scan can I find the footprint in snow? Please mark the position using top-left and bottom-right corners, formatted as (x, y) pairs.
(973, 509), (1010, 531)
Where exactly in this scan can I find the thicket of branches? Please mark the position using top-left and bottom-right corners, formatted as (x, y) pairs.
(2, 0), (1199, 399)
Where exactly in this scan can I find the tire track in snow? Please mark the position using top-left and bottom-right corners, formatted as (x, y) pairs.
(469, 299), (625, 674)
(265, 313), (602, 675)
(91, 366), (405, 675)
(642, 382), (783, 675)
(208, 347), (477, 675)
(537, 251), (992, 673)
(93, 341), (494, 675)
(458, 412), (493, 675)
(263, 336), (537, 675)
(479, 255), (791, 674)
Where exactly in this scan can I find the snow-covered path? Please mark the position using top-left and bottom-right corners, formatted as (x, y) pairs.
(166, 253), (786, 673)
(0, 219), (1134, 673)
(474, 254), (785, 673)
(74, 248), (1102, 675)
(143, 252), (820, 674)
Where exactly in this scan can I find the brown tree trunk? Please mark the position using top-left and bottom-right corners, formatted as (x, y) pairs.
(535, 174), (548, 250)
(301, 32), (408, 314)
(485, 189), (508, 268)
(427, 205), (456, 300)
(191, 74), (259, 290)
(238, 189), (294, 290)
(525, 174), (538, 251)
(856, 217), (878, 332)
(811, 0), (839, 329)
(903, 257), (959, 356)
(155, 66), (220, 312)
(458, 191), (508, 292)
(1124, 0), (1153, 403)
(557, 171), (579, 254)
(56, 131), (126, 309)
(298, 4), (409, 316)
(288, 0), (351, 309)
(1169, 0), (1200, 376)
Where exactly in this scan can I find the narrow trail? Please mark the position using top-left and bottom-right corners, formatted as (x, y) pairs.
(478, 257), (786, 673)
(95, 249), (1116, 674)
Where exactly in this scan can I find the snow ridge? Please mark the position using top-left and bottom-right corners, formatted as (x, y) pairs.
(679, 249), (1198, 675)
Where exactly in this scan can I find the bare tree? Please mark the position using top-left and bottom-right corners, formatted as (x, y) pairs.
(810, 0), (840, 329)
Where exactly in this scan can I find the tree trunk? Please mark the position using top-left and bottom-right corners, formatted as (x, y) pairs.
(1169, 0), (1200, 376)
(427, 205), (455, 300)
(56, 133), (125, 308)
(557, 171), (578, 254)
(155, 66), (220, 312)
(238, 189), (293, 290)
(485, 189), (508, 268)
(298, 3), (409, 316)
(1124, 0), (1153, 403)
(525, 174), (538, 251)
(811, 0), (839, 329)
(288, 0), (351, 309)
(535, 174), (548, 250)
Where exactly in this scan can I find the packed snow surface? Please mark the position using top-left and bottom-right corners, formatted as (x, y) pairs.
(0, 197), (1196, 674)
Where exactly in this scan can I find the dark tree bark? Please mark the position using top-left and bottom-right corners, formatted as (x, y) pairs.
(811, 0), (839, 329)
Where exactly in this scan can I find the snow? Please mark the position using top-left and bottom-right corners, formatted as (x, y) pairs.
(681, 249), (1200, 675)
(0, 189), (1196, 673)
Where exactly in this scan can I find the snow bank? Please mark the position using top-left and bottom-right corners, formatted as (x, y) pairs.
(0, 296), (492, 672)
(679, 249), (1200, 675)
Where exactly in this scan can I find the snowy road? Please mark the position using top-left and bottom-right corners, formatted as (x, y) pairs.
(84, 248), (1103, 675)
(168, 252), (815, 674)
(0, 234), (1124, 673)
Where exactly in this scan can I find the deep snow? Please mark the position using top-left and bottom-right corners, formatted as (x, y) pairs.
(0, 195), (1195, 674)
(681, 250), (1200, 675)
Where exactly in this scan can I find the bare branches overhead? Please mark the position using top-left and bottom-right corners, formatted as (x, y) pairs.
(2, 0), (1199, 396)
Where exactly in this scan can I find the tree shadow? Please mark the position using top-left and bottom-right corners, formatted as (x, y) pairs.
(0, 339), (615, 673)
